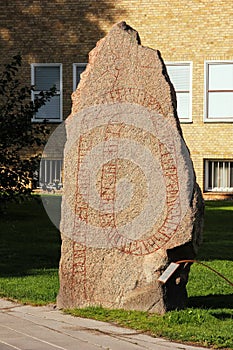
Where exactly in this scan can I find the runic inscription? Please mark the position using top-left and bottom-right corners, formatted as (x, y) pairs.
(57, 22), (203, 313)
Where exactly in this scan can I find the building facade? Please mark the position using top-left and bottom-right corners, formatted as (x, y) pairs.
(1, 0), (233, 198)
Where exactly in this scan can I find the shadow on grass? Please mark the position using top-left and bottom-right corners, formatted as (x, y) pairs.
(188, 294), (233, 310)
(1, 199), (232, 281)
(0, 196), (61, 277)
(210, 310), (233, 320)
(197, 201), (233, 261)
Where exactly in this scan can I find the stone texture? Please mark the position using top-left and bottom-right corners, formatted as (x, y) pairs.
(57, 22), (204, 314)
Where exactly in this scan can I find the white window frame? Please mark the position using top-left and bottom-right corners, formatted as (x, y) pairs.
(73, 63), (87, 91)
(31, 63), (63, 122)
(204, 61), (233, 122)
(204, 159), (233, 192)
(165, 61), (192, 123)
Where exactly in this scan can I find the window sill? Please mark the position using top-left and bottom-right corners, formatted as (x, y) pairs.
(31, 119), (63, 123)
(179, 120), (193, 124)
(204, 118), (233, 123)
(203, 191), (233, 200)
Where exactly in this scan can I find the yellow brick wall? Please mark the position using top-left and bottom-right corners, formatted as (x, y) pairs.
(1, 0), (233, 195)
(108, 0), (233, 194)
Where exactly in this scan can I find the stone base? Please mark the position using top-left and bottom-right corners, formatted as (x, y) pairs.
(57, 242), (194, 314)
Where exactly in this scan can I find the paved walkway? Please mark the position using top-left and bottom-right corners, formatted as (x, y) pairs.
(0, 299), (209, 350)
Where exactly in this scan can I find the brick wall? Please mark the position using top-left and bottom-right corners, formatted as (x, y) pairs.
(1, 0), (233, 195)
(0, 0), (124, 117)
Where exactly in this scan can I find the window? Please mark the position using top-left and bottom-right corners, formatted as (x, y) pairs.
(31, 64), (62, 122)
(205, 160), (233, 192)
(73, 63), (87, 91)
(38, 159), (63, 190)
(205, 61), (233, 122)
(166, 62), (192, 122)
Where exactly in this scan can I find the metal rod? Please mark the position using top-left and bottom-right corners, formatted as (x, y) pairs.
(176, 259), (233, 287)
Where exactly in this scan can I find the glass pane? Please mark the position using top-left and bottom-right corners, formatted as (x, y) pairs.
(40, 160), (45, 184)
(230, 163), (233, 187)
(35, 66), (60, 90)
(35, 95), (60, 120)
(224, 162), (229, 188)
(176, 92), (190, 119)
(213, 162), (218, 188)
(51, 160), (60, 182)
(208, 161), (212, 189)
(208, 92), (233, 118)
(219, 162), (224, 188)
(45, 160), (50, 184)
(76, 65), (86, 87)
(209, 64), (233, 90)
(166, 64), (190, 91)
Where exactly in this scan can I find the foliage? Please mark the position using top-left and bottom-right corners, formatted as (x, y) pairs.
(0, 55), (56, 207)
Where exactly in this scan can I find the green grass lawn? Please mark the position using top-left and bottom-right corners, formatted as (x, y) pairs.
(0, 196), (61, 304)
(0, 197), (232, 348)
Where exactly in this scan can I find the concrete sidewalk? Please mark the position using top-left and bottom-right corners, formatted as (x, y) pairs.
(0, 299), (209, 350)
